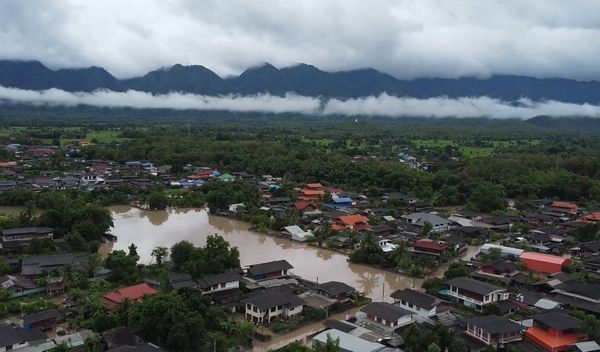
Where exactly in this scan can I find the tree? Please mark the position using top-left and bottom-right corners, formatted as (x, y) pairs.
(86, 253), (103, 278)
(151, 247), (169, 266)
(422, 277), (445, 294)
(148, 192), (169, 210)
(128, 243), (138, 257)
(443, 262), (471, 280)
(105, 250), (139, 284)
(421, 221), (433, 237)
(427, 343), (441, 352)
(170, 241), (195, 271)
(25, 238), (56, 255)
(468, 182), (506, 212)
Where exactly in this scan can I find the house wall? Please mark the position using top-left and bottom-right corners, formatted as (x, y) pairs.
(448, 286), (507, 311)
(0, 341), (29, 352)
(394, 300), (436, 317)
(366, 314), (412, 328)
(521, 257), (568, 274)
(203, 280), (239, 294)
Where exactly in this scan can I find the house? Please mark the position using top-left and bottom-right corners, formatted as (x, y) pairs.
(242, 288), (305, 324)
(196, 271), (241, 295)
(520, 252), (571, 274)
(329, 197), (353, 208)
(22, 309), (61, 332)
(377, 238), (398, 253)
(282, 225), (313, 242)
(1, 227), (54, 252)
(370, 224), (395, 237)
(306, 183), (323, 190)
(391, 288), (440, 318)
(553, 282), (600, 304)
(300, 189), (325, 201)
(80, 174), (105, 185)
(464, 315), (522, 346)
(293, 201), (320, 214)
(228, 203), (246, 213)
(315, 281), (356, 301)
(168, 273), (196, 290)
(332, 214), (370, 231)
(526, 312), (584, 352)
(402, 212), (450, 232)
(583, 212), (600, 223)
(411, 238), (449, 256)
(360, 302), (413, 328)
(217, 173), (235, 182)
(102, 283), (158, 310)
(446, 277), (508, 311)
(21, 254), (79, 276)
(480, 259), (518, 277)
(0, 324), (47, 351)
(571, 341), (600, 352)
(551, 201), (579, 215)
(0, 275), (36, 294)
(246, 260), (293, 281)
(479, 244), (525, 260)
(54, 330), (95, 349)
(311, 329), (385, 352)
(102, 326), (143, 350)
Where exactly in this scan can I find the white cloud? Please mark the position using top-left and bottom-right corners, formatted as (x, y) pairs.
(1, 0), (600, 79)
(2, 86), (600, 119)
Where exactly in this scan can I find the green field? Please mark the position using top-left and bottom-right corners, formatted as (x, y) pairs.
(413, 139), (540, 157)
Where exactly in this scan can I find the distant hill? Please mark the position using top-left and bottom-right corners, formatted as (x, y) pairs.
(2, 59), (600, 103)
(525, 116), (600, 132)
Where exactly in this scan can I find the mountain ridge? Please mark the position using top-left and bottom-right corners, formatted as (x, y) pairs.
(1, 60), (600, 103)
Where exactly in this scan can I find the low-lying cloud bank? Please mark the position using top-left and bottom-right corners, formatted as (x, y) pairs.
(1, 85), (600, 119)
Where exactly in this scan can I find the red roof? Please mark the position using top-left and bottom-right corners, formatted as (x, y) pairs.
(338, 214), (369, 225)
(520, 252), (571, 274)
(301, 189), (325, 196)
(0, 161), (17, 168)
(306, 183), (323, 189)
(102, 283), (158, 309)
(583, 212), (600, 222)
(294, 201), (317, 211)
(552, 201), (578, 211)
(414, 239), (449, 251)
(526, 326), (583, 351)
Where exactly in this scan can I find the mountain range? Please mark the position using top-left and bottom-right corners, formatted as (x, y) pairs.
(1, 60), (600, 103)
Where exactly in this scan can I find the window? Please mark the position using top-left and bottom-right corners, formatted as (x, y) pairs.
(220, 283), (226, 288)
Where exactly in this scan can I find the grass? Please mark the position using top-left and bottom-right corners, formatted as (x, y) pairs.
(413, 139), (540, 157)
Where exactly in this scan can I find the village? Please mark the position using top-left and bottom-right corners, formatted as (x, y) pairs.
(0, 140), (599, 352)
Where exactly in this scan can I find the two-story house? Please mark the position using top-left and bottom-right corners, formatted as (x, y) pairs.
(246, 260), (293, 281)
(242, 288), (305, 325)
(391, 288), (440, 318)
(1, 227), (53, 253)
(464, 315), (522, 346)
(446, 277), (508, 311)
(197, 271), (241, 295)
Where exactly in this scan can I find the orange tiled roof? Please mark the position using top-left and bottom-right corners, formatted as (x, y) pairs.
(338, 214), (369, 225)
(526, 326), (584, 351)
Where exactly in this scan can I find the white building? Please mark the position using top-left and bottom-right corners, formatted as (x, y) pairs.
(196, 271), (241, 295)
(402, 212), (451, 232)
(282, 225), (313, 242)
(446, 277), (508, 311)
(391, 288), (440, 318)
(242, 288), (305, 325)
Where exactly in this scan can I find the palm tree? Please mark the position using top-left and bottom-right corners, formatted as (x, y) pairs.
(86, 253), (102, 278)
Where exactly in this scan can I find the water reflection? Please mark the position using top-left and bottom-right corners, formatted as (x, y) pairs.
(103, 206), (432, 302)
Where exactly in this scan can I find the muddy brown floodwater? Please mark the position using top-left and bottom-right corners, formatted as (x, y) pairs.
(2, 205), (477, 351)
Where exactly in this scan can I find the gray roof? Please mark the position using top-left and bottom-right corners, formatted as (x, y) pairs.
(447, 277), (505, 295)
(247, 260), (293, 276)
(242, 288), (305, 311)
(465, 315), (522, 334)
(531, 312), (582, 330)
(316, 281), (355, 297)
(0, 324), (46, 348)
(390, 288), (438, 310)
(403, 212), (449, 226)
(2, 227), (53, 236)
(21, 254), (77, 276)
(196, 271), (241, 289)
(22, 309), (61, 325)
(360, 302), (412, 322)
(323, 319), (357, 333)
(555, 282), (600, 300)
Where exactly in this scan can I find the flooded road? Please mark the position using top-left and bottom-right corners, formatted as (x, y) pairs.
(101, 206), (422, 302)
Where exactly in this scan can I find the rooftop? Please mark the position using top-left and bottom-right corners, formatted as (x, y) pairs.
(360, 302), (412, 322)
(390, 288), (438, 310)
(531, 312), (582, 330)
(247, 260), (293, 276)
(447, 277), (505, 295)
(465, 315), (522, 334)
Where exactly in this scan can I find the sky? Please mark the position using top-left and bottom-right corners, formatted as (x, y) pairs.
(1, 0), (600, 80)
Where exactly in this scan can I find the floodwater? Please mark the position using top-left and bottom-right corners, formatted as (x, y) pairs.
(101, 206), (422, 302)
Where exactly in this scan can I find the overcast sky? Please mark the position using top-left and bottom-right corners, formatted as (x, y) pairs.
(1, 0), (599, 80)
